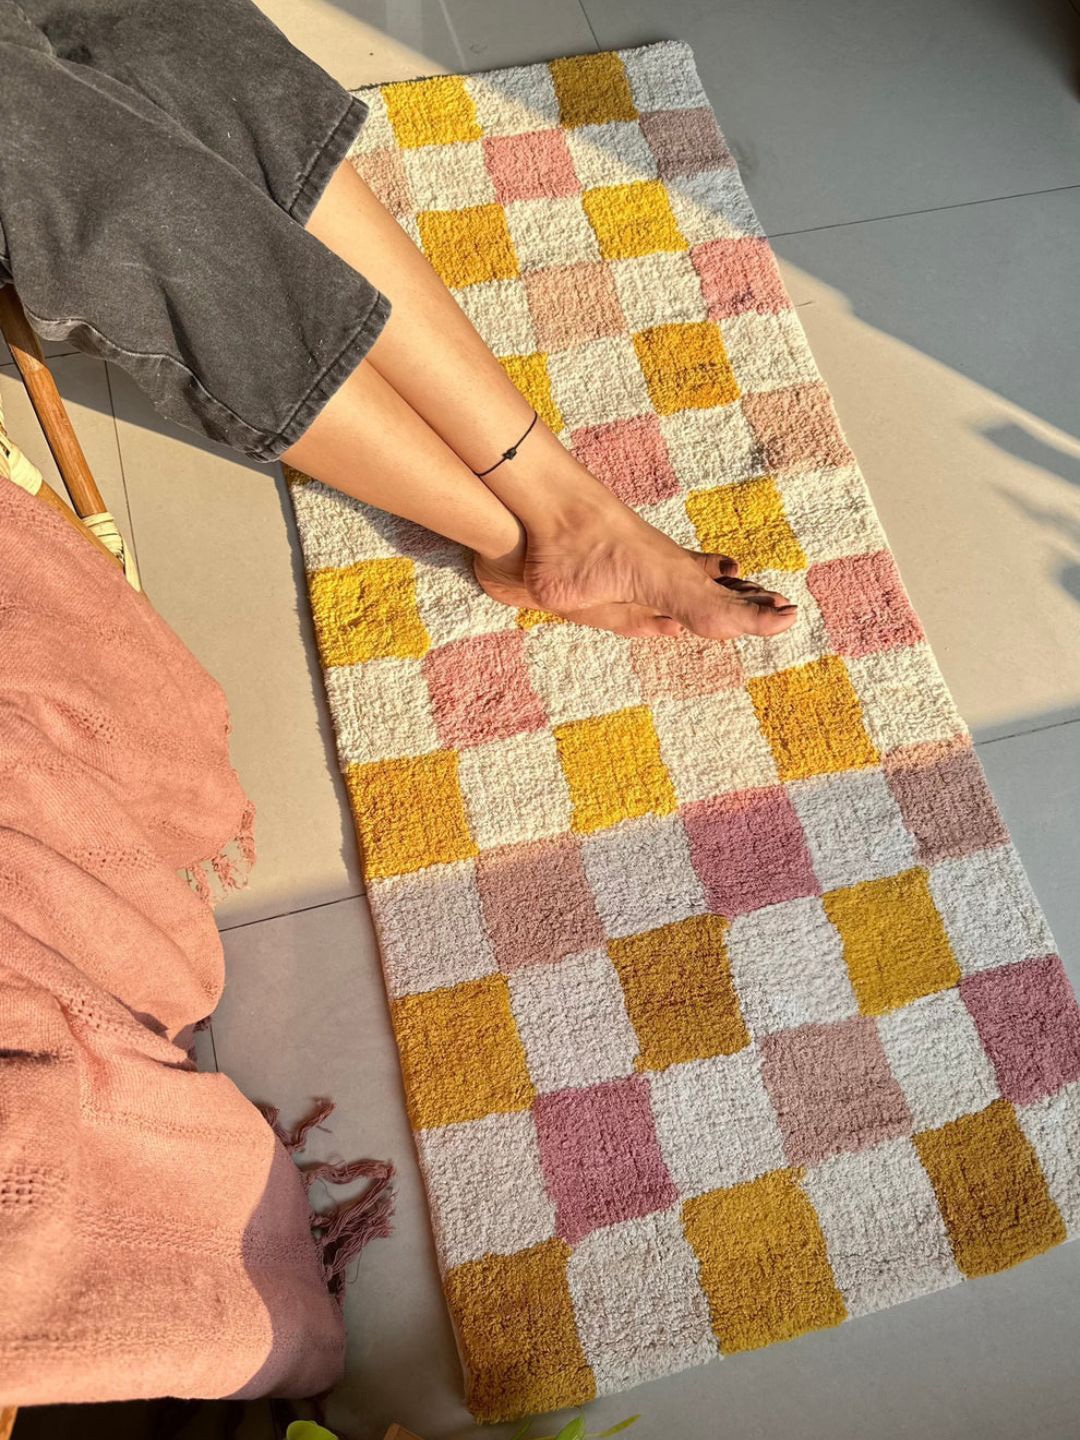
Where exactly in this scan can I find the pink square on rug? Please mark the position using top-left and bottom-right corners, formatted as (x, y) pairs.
(682, 786), (819, 916)
(424, 629), (548, 748)
(483, 129), (580, 203)
(690, 237), (789, 319)
(571, 415), (680, 506)
(631, 632), (744, 700)
(741, 384), (855, 473)
(350, 146), (412, 217)
(639, 107), (734, 177)
(525, 261), (627, 350)
(961, 954), (1080, 1105)
(534, 1075), (678, 1244)
(761, 1017), (912, 1166)
(806, 551), (925, 658)
(885, 746), (1008, 863)
(477, 835), (604, 971)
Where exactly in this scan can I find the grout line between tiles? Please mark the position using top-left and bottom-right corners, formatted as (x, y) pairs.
(766, 182), (1080, 240)
(218, 708), (1078, 935)
(216, 722), (1077, 937)
(575, 0), (601, 50)
(2, 350), (80, 368)
(102, 361), (141, 563)
(975, 715), (1080, 750)
(218, 888), (367, 935)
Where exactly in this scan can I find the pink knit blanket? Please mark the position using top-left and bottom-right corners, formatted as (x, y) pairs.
(0, 479), (348, 1403)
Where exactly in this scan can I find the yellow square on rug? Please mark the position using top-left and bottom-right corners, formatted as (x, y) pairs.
(286, 41), (1080, 1424)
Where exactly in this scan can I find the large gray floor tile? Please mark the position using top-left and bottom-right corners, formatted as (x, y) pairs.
(211, 898), (467, 1440)
(770, 190), (1080, 742)
(979, 719), (1080, 973)
(108, 363), (362, 928)
(581, 0), (1080, 233)
(522, 1242), (1080, 1440)
(254, 0), (596, 87)
(773, 185), (1080, 435)
(0, 353), (135, 548)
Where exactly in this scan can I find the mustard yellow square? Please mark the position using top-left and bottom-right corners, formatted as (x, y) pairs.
(824, 867), (961, 1015)
(392, 975), (535, 1129)
(686, 477), (807, 572)
(915, 1100), (1065, 1279)
(634, 322), (740, 414)
(498, 352), (564, 433)
(383, 75), (481, 148)
(555, 706), (677, 833)
(748, 656), (880, 782)
(346, 750), (477, 880)
(683, 1170), (846, 1353)
(516, 607), (566, 630)
(447, 1240), (594, 1421)
(308, 557), (429, 667)
(609, 914), (748, 1069)
(583, 181), (688, 261)
(550, 53), (637, 128)
(418, 205), (520, 289)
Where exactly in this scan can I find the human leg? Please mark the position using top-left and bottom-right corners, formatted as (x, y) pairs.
(304, 160), (797, 642)
(0, 30), (387, 460)
(283, 361), (698, 637)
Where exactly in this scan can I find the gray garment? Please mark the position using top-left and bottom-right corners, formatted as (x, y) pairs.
(0, 0), (389, 461)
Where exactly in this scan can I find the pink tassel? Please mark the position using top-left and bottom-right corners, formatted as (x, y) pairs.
(210, 852), (236, 889)
(259, 1096), (335, 1155)
(316, 1163), (395, 1299)
(237, 800), (257, 867)
(259, 1098), (395, 1298)
(190, 862), (211, 905)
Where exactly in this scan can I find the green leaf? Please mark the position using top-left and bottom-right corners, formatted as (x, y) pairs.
(509, 1421), (535, 1440)
(554, 1420), (587, 1440)
(285, 1423), (340, 1440)
(593, 1418), (640, 1437)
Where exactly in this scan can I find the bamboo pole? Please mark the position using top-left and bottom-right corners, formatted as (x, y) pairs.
(0, 286), (106, 519)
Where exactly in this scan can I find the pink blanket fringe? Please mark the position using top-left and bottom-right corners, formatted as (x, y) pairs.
(261, 1100), (395, 1300)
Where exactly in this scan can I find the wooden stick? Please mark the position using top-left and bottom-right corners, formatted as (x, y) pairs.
(0, 286), (106, 519)
(35, 477), (118, 564)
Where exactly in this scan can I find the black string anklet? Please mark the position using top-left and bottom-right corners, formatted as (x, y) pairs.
(472, 410), (539, 478)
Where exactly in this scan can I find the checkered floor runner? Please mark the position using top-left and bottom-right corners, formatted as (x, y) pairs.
(286, 41), (1080, 1423)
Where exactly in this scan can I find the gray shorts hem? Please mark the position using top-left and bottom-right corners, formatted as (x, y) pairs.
(253, 287), (392, 463)
(286, 93), (370, 227)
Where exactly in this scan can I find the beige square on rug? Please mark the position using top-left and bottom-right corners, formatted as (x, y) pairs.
(286, 41), (1080, 1424)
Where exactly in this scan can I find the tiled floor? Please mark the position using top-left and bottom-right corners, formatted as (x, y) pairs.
(7, 1), (1079, 1435)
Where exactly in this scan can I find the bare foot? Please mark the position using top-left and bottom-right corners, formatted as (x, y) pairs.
(475, 489), (797, 640)
(475, 552), (686, 637)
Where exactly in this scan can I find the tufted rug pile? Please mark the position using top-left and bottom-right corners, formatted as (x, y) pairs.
(286, 42), (1080, 1423)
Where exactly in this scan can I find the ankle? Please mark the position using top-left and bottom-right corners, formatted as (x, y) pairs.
(527, 484), (615, 549)
(474, 517), (527, 569)
(478, 425), (622, 535)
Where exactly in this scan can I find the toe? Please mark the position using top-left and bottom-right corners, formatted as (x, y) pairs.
(734, 596), (799, 637)
(693, 551), (740, 580)
(717, 576), (797, 610)
(677, 572), (799, 640)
